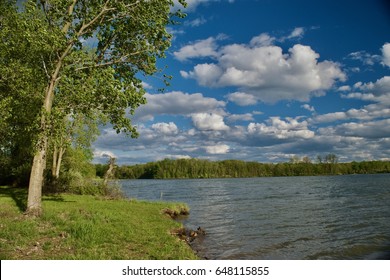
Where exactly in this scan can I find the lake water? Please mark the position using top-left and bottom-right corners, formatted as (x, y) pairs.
(119, 174), (390, 260)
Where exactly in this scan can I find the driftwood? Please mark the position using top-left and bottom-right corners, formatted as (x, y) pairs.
(171, 227), (206, 243)
(103, 156), (116, 186)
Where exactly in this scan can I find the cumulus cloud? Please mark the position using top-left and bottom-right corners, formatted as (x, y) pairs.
(227, 92), (258, 106)
(381, 43), (390, 67)
(313, 112), (349, 123)
(135, 91), (226, 121)
(93, 149), (117, 160)
(248, 117), (315, 140)
(312, 77), (390, 126)
(319, 119), (390, 139)
(227, 113), (254, 122)
(301, 104), (315, 112)
(250, 33), (276, 47)
(338, 85), (351, 91)
(191, 113), (229, 131)
(174, 37), (219, 61)
(181, 36), (346, 102)
(205, 144), (230, 154)
(343, 76), (390, 106)
(151, 122), (179, 135)
(141, 81), (153, 89)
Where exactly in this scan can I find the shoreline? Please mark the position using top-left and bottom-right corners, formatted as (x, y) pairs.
(0, 186), (199, 260)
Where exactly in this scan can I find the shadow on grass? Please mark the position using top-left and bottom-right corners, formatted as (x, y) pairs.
(0, 186), (67, 212)
(0, 186), (28, 212)
(43, 195), (66, 202)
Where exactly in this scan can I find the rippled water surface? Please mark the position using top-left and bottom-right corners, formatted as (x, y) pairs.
(120, 174), (390, 259)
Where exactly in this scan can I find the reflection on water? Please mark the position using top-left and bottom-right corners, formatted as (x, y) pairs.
(120, 174), (390, 260)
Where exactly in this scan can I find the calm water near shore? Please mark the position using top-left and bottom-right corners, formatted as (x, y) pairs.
(119, 174), (390, 259)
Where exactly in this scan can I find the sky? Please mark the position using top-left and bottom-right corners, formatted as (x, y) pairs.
(93, 0), (390, 165)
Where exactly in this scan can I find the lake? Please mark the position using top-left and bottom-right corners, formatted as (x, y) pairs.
(119, 174), (390, 260)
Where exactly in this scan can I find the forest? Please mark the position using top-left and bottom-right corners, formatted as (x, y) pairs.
(96, 156), (390, 180)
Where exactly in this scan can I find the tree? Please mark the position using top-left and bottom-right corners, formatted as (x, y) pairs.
(0, 1), (47, 186)
(1, 0), (186, 215)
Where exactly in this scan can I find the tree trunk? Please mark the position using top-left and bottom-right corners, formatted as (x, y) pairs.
(52, 146), (58, 178)
(55, 147), (65, 178)
(51, 145), (65, 179)
(26, 135), (48, 216)
(26, 0), (77, 215)
(26, 80), (57, 215)
(103, 157), (116, 187)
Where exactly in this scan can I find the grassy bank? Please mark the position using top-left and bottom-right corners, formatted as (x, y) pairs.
(0, 186), (198, 260)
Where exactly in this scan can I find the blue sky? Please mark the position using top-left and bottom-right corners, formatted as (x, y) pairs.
(93, 0), (390, 164)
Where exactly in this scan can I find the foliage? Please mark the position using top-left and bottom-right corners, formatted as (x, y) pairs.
(112, 157), (390, 179)
(45, 146), (100, 194)
(0, 0), (187, 212)
(0, 0), (46, 186)
(0, 186), (197, 260)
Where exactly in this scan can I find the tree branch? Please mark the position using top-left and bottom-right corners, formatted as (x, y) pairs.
(41, 55), (51, 81)
(74, 50), (147, 71)
(62, 0), (78, 34)
(77, 0), (112, 37)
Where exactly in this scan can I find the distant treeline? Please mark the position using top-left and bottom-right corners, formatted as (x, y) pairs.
(95, 157), (390, 179)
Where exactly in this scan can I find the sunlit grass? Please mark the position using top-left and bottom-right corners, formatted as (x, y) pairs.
(0, 186), (197, 260)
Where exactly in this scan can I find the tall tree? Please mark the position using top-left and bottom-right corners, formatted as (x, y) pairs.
(1, 0), (186, 215)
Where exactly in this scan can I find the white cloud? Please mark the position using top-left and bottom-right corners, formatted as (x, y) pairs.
(191, 113), (229, 131)
(253, 111), (264, 115)
(151, 122), (179, 135)
(135, 91), (226, 121)
(312, 112), (348, 123)
(382, 43), (390, 67)
(301, 104), (315, 112)
(185, 17), (207, 27)
(141, 81), (153, 89)
(344, 76), (390, 106)
(227, 113), (254, 122)
(287, 27), (305, 39)
(320, 119), (390, 139)
(338, 85), (351, 91)
(174, 37), (219, 61)
(250, 33), (276, 47)
(347, 50), (382, 66)
(227, 92), (258, 106)
(181, 37), (346, 103)
(93, 150), (117, 159)
(248, 117), (315, 140)
(182, 63), (223, 86)
(312, 106), (390, 124)
(205, 144), (230, 154)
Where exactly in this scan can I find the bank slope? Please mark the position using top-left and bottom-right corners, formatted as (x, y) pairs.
(0, 186), (197, 260)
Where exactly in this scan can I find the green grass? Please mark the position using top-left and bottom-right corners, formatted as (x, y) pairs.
(0, 186), (198, 260)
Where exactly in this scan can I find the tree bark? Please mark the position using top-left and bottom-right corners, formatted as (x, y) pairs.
(103, 157), (116, 187)
(55, 147), (65, 178)
(26, 135), (47, 216)
(51, 144), (65, 179)
(26, 25), (74, 215)
(52, 146), (58, 178)
(26, 76), (58, 215)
